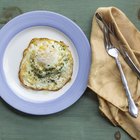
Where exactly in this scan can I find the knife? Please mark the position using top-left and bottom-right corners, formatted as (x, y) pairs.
(95, 12), (140, 79)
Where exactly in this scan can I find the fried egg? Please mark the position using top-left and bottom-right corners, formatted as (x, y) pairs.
(19, 38), (73, 91)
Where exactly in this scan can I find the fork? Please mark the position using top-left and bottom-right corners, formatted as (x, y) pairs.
(103, 25), (138, 118)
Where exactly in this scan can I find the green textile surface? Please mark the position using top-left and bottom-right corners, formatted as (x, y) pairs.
(0, 0), (140, 139)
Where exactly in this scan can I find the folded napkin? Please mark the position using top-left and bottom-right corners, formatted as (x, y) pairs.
(88, 7), (140, 139)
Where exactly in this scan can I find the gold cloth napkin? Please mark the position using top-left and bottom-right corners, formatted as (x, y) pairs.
(88, 7), (140, 139)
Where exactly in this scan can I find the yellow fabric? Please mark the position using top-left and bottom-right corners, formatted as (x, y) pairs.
(88, 7), (140, 139)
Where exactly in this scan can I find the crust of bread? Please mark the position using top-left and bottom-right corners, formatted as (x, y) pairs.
(18, 38), (73, 91)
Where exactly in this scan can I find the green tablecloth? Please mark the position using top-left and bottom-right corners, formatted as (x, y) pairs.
(0, 0), (140, 139)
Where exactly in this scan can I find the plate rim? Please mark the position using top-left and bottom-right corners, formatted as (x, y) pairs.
(0, 10), (91, 115)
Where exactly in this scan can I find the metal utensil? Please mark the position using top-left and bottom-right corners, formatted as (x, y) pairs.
(108, 22), (140, 79)
(119, 47), (140, 79)
(103, 26), (138, 118)
(95, 12), (140, 79)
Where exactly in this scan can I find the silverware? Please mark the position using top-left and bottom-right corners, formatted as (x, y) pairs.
(95, 12), (139, 117)
(103, 25), (138, 118)
(119, 47), (140, 79)
(95, 12), (140, 79)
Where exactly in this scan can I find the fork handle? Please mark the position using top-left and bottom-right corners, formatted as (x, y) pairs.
(115, 57), (138, 118)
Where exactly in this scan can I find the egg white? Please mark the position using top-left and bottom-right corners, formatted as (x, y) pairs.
(19, 38), (73, 91)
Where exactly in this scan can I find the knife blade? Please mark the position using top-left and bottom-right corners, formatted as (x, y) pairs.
(95, 12), (140, 79)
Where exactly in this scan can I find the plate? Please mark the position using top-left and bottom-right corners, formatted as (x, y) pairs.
(0, 11), (91, 115)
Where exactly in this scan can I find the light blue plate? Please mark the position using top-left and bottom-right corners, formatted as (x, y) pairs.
(0, 11), (91, 115)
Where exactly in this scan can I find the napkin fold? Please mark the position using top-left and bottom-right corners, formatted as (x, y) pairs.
(88, 7), (140, 139)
